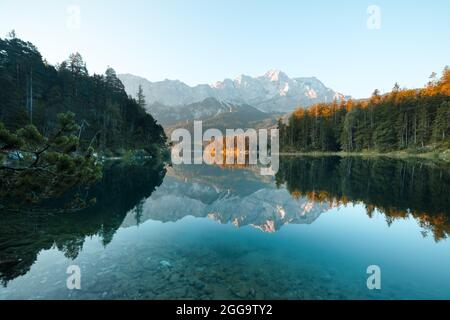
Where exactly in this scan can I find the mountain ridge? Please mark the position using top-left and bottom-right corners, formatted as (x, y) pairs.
(118, 70), (348, 114)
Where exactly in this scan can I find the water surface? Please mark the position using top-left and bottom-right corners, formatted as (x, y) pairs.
(1, 156), (449, 299)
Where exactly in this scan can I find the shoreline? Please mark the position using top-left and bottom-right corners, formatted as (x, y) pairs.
(278, 150), (450, 163)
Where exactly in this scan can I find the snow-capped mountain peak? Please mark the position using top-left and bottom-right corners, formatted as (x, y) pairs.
(263, 69), (288, 82)
(118, 70), (348, 114)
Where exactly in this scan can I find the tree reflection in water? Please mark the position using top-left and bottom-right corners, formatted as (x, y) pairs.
(275, 156), (450, 241)
(1, 156), (449, 287)
(0, 159), (166, 286)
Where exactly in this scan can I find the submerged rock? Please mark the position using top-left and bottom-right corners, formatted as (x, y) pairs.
(159, 260), (172, 268)
(230, 285), (254, 299)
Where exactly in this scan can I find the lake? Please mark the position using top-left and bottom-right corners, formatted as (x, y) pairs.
(1, 156), (450, 300)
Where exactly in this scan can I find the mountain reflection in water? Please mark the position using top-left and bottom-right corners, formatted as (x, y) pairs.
(123, 157), (450, 239)
(0, 156), (449, 299)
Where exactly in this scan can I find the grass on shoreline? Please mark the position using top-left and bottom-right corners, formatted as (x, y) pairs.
(279, 149), (450, 163)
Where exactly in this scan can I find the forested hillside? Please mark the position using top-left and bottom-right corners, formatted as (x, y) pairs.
(0, 34), (166, 156)
(279, 69), (450, 153)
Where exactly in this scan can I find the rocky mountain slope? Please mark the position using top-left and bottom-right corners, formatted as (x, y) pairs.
(119, 70), (347, 115)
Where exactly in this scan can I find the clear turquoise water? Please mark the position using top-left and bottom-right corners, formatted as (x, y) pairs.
(1, 157), (450, 300)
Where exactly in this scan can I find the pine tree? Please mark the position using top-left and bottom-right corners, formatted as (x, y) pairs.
(7, 29), (16, 39)
(432, 101), (450, 142)
(137, 84), (146, 109)
(276, 70), (450, 153)
(417, 103), (429, 147)
(67, 52), (88, 77)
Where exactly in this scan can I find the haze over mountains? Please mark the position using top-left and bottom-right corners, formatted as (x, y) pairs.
(118, 70), (348, 127)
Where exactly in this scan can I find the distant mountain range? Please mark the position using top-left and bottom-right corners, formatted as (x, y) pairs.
(161, 98), (279, 136)
(118, 70), (348, 127)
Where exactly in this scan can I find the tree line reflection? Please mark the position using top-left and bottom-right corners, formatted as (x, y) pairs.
(275, 156), (450, 241)
(0, 160), (166, 286)
(2, 156), (449, 286)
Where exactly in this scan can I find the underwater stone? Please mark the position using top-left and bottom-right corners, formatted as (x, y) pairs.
(159, 260), (172, 268)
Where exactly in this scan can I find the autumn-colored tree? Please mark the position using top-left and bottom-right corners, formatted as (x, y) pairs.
(279, 67), (450, 153)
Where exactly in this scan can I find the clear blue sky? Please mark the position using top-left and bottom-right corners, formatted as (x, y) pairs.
(1, 0), (449, 98)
